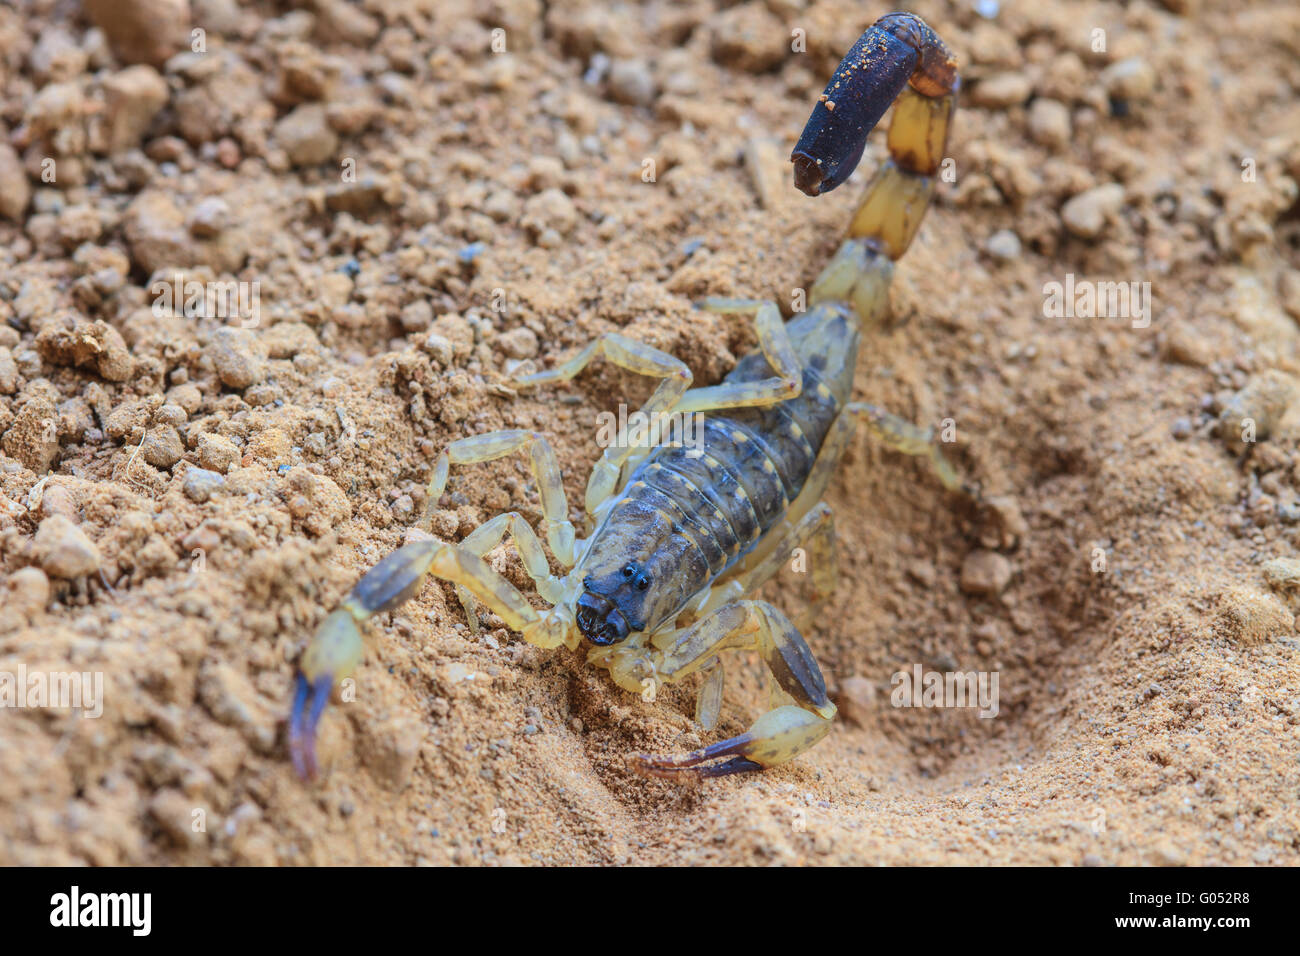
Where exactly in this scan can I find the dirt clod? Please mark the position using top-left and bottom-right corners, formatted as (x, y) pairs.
(960, 550), (1013, 597)
(33, 514), (101, 579)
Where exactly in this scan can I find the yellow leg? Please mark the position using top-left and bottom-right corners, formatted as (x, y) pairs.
(673, 299), (803, 415)
(453, 510), (567, 633)
(643, 503), (835, 734)
(630, 600), (836, 780)
(516, 332), (692, 516)
(797, 402), (971, 521)
(421, 429), (576, 567)
(730, 501), (837, 635)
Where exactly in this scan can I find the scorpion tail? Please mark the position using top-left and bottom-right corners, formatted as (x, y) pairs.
(792, 11), (958, 200)
(792, 11), (958, 275)
(802, 12), (960, 324)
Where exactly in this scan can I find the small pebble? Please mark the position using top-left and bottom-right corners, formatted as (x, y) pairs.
(1216, 370), (1297, 447)
(497, 327), (539, 360)
(0, 347), (17, 394)
(7, 566), (51, 616)
(1027, 98), (1071, 149)
(197, 433), (240, 473)
(187, 197), (229, 238)
(400, 300), (433, 333)
(274, 103), (339, 167)
(834, 676), (876, 727)
(971, 72), (1031, 108)
(522, 189), (577, 238)
(1101, 58), (1157, 102)
(1061, 183), (1125, 239)
(960, 549), (1013, 596)
(607, 60), (656, 107)
(141, 426), (184, 468)
(183, 467), (226, 503)
(1253, 556), (1294, 595)
(458, 242), (486, 263)
(984, 229), (1022, 263)
(208, 327), (266, 389)
(0, 143), (31, 222)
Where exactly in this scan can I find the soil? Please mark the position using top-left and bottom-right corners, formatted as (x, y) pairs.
(2, 0), (1299, 866)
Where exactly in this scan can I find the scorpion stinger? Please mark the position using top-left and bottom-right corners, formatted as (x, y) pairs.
(288, 11), (971, 783)
(791, 11), (958, 199)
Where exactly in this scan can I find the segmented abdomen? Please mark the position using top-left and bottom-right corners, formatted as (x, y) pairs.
(623, 305), (858, 583)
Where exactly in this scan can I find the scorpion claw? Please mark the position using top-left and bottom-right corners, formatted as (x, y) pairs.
(785, 152), (826, 197)
(632, 706), (834, 782)
(630, 733), (766, 782)
(288, 608), (365, 781)
(633, 752), (764, 781)
(289, 672), (333, 780)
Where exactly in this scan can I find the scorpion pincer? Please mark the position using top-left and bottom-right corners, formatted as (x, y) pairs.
(288, 12), (968, 782)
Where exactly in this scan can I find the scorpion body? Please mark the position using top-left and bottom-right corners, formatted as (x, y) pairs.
(289, 12), (965, 782)
(577, 304), (858, 647)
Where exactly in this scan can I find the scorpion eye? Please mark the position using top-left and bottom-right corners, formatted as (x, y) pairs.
(634, 573), (650, 592)
(621, 564), (636, 579)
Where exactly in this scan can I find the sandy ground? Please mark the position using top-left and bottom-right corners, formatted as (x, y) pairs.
(1, 0), (1299, 866)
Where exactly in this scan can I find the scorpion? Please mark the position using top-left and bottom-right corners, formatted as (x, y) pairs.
(289, 12), (967, 782)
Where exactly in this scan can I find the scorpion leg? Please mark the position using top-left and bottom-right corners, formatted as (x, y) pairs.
(839, 402), (972, 496)
(516, 332), (692, 516)
(421, 429), (576, 567)
(674, 299), (802, 415)
(419, 430), (575, 632)
(289, 538), (557, 779)
(632, 600), (836, 781)
(731, 501), (838, 635)
(453, 510), (568, 633)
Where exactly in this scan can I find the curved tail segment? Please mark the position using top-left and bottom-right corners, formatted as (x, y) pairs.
(796, 14), (978, 503)
(791, 12), (958, 261)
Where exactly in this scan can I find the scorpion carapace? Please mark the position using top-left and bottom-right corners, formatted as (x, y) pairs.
(288, 12), (966, 782)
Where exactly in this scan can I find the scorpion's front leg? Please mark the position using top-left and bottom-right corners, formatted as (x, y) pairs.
(419, 429), (577, 630)
(289, 538), (562, 779)
(516, 333), (692, 516)
(454, 512), (565, 633)
(421, 430), (576, 566)
(631, 600), (836, 781)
